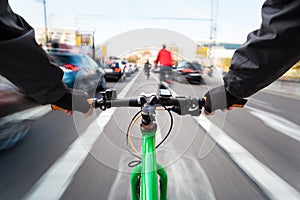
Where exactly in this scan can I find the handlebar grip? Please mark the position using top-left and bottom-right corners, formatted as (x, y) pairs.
(109, 98), (140, 107)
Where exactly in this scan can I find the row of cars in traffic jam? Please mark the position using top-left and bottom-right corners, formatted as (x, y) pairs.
(0, 50), (140, 151)
(103, 60), (138, 81)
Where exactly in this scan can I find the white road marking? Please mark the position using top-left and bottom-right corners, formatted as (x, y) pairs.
(247, 97), (280, 112)
(193, 115), (300, 200)
(166, 153), (216, 200)
(23, 71), (141, 200)
(22, 110), (115, 200)
(106, 155), (132, 200)
(247, 107), (300, 142)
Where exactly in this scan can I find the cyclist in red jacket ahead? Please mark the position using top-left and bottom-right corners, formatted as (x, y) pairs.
(154, 45), (174, 86)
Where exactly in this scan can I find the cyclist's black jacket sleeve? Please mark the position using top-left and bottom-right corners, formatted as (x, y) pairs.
(0, 0), (90, 113)
(224, 0), (300, 98)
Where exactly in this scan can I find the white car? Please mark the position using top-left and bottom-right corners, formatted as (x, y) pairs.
(127, 62), (137, 74)
(117, 60), (130, 77)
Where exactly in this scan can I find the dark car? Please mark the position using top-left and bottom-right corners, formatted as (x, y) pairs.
(0, 76), (41, 150)
(49, 52), (106, 93)
(173, 61), (204, 84)
(103, 60), (125, 82)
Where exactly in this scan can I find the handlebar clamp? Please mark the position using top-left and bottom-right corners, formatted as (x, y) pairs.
(95, 89), (118, 110)
(100, 89), (117, 101)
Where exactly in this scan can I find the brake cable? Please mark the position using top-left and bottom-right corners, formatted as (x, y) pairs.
(126, 110), (142, 160)
(155, 107), (173, 149)
(126, 107), (174, 167)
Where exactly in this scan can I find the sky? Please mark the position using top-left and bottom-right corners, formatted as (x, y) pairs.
(9, 0), (265, 45)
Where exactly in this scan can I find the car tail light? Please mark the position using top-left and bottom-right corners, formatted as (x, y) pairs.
(114, 68), (121, 72)
(63, 64), (79, 72)
(182, 69), (193, 73)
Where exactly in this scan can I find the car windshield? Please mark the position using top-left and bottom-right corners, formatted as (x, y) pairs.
(191, 62), (202, 70)
(103, 64), (111, 68)
(50, 54), (82, 67)
(104, 62), (120, 68)
(182, 63), (196, 70)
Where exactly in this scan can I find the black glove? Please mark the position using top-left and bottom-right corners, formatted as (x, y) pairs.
(53, 88), (91, 113)
(204, 85), (247, 113)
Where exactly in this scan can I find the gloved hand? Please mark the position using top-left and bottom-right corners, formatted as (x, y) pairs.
(204, 85), (247, 114)
(52, 88), (92, 114)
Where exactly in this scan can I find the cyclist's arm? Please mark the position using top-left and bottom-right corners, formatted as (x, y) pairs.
(224, 0), (300, 99)
(154, 51), (161, 67)
(0, 1), (90, 113)
(169, 51), (174, 66)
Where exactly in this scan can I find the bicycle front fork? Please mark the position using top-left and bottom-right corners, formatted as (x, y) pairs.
(130, 163), (167, 200)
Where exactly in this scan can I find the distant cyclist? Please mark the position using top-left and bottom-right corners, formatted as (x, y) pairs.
(204, 0), (300, 114)
(0, 0), (92, 116)
(144, 59), (152, 79)
(154, 44), (174, 87)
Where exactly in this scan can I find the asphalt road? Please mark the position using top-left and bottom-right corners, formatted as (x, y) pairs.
(0, 70), (299, 200)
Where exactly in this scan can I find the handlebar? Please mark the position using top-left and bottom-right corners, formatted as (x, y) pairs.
(91, 90), (205, 116)
(51, 88), (247, 116)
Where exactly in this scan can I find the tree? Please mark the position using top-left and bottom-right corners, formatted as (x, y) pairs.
(126, 55), (139, 63)
(142, 50), (151, 57)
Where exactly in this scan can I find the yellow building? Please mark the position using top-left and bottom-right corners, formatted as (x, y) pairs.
(35, 27), (93, 48)
(35, 27), (77, 46)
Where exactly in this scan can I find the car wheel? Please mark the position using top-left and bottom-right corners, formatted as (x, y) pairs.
(177, 75), (184, 83)
(97, 77), (107, 91)
(0, 121), (32, 150)
(122, 74), (126, 82)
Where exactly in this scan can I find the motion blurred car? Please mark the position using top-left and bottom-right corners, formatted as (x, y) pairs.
(119, 60), (131, 77)
(0, 76), (39, 150)
(103, 60), (125, 82)
(128, 63), (138, 74)
(173, 61), (204, 84)
(49, 51), (106, 93)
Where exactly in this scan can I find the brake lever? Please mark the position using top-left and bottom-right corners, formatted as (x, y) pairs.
(171, 97), (204, 116)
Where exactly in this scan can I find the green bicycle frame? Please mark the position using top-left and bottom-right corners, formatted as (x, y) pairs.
(130, 122), (168, 200)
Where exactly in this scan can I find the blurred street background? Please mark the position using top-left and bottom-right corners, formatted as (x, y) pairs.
(1, 0), (299, 199)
